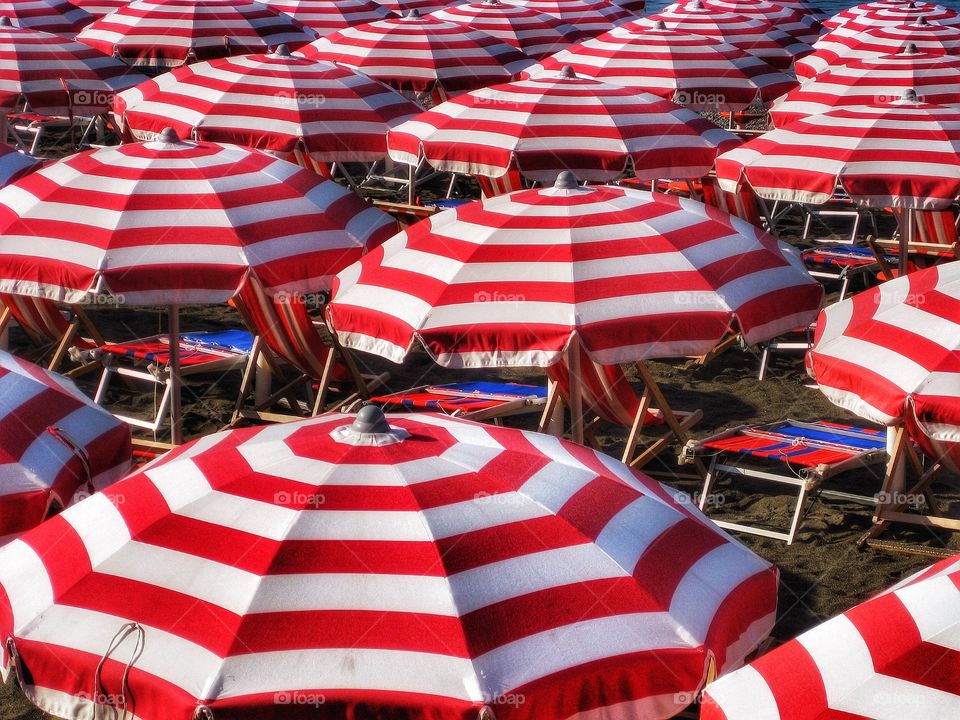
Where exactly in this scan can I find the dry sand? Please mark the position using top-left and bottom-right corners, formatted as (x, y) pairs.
(1, 213), (955, 720)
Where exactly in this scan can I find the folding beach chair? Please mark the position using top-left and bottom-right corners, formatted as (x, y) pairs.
(231, 281), (390, 424)
(681, 420), (888, 544)
(93, 329), (253, 435)
(0, 294), (104, 375)
(700, 175), (765, 228)
(801, 244), (894, 301)
(868, 209), (960, 278)
(369, 381), (548, 423)
(539, 344), (703, 469)
(800, 197), (877, 245)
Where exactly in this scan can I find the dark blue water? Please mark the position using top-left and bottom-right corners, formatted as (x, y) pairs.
(644, 0), (960, 15)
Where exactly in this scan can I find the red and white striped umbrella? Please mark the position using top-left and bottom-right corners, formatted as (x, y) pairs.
(76, 0), (318, 69)
(0, 21), (144, 116)
(0, 350), (130, 542)
(664, 0), (822, 44)
(771, 49), (960, 127)
(799, 16), (960, 81)
(260, 0), (394, 36)
(387, 67), (740, 182)
(824, 0), (960, 32)
(703, 551), (960, 720)
(526, 21), (798, 112)
(501, 0), (631, 37)
(0, 407), (779, 720)
(430, 0), (582, 59)
(0, 129), (395, 305)
(0, 0), (92, 36)
(65, 0), (128, 18)
(641, 0), (813, 70)
(806, 262), (960, 474)
(371, 0), (450, 13)
(0, 145), (38, 187)
(717, 93), (960, 209)
(114, 46), (419, 163)
(297, 11), (533, 99)
(328, 173), (821, 368)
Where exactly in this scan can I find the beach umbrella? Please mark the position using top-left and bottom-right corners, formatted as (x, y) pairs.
(0, 19), (144, 117)
(0, 407), (779, 720)
(0, 0), (92, 36)
(717, 93), (960, 211)
(771, 48), (960, 127)
(798, 16), (960, 81)
(430, 0), (582, 59)
(806, 261), (960, 474)
(501, 0), (631, 37)
(297, 10), (534, 103)
(640, 0), (813, 70)
(76, 0), (317, 70)
(0, 129), (395, 441)
(328, 172), (821, 369)
(260, 0), (394, 36)
(0, 350), (131, 542)
(668, 0), (823, 45)
(702, 551), (960, 719)
(371, 0), (450, 13)
(113, 46), (420, 168)
(824, 0), (960, 32)
(0, 146), (39, 187)
(65, 0), (128, 18)
(387, 66), (740, 185)
(527, 21), (797, 113)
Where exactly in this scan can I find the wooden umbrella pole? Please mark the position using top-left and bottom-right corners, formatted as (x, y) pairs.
(168, 304), (183, 445)
(900, 208), (913, 273)
(567, 333), (584, 445)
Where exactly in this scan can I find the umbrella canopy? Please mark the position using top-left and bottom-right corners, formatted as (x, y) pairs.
(671, 0), (823, 44)
(114, 46), (420, 162)
(76, 0), (318, 69)
(0, 145), (38, 187)
(771, 48), (960, 127)
(703, 551), (960, 719)
(260, 0), (394, 36)
(806, 261), (960, 474)
(430, 0), (582, 59)
(0, 407), (779, 720)
(0, 350), (131, 541)
(327, 172), (821, 368)
(0, 0), (92, 36)
(65, 0), (128, 18)
(526, 21), (798, 112)
(716, 92), (960, 210)
(798, 16), (960, 81)
(0, 129), (395, 305)
(297, 10), (533, 98)
(0, 19), (144, 116)
(824, 0), (960, 32)
(641, 0), (813, 70)
(387, 66), (740, 182)
(501, 0), (631, 37)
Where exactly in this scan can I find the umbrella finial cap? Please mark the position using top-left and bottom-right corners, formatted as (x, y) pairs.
(482, 0), (504, 5)
(404, 8), (421, 18)
(559, 65), (577, 78)
(652, 19), (667, 29)
(0, 17), (12, 27)
(902, 87), (919, 103)
(158, 127), (181, 143)
(554, 171), (579, 189)
(273, 43), (291, 56)
(352, 404), (391, 434)
(916, 15), (929, 25)
(902, 41), (920, 54)
(689, 0), (704, 9)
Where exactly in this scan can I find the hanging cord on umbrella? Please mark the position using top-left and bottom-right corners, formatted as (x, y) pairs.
(47, 426), (94, 495)
(5, 638), (27, 692)
(92, 622), (145, 720)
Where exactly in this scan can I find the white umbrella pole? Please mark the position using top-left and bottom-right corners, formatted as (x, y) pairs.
(168, 304), (183, 445)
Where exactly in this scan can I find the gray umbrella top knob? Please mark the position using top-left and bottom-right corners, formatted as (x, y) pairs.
(404, 9), (421, 18)
(554, 170), (579, 190)
(352, 404), (392, 434)
(901, 88), (920, 103)
(652, 20), (667, 30)
(158, 127), (181, 144)
(560, 65), (577, 79)
(272, 43), (291, 57)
